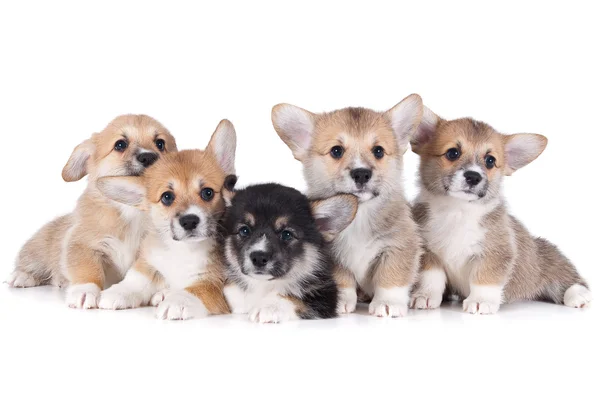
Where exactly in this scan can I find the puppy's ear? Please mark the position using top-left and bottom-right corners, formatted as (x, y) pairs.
(310, 194), (359, 242)
(503, 133), (548, 175)
(62, 138), (95, 182)
(222, 174), (238, 207)
(96, 176), (147, 208)
(271, 104), (316, 161)
(384, 94), (424, 151)
(207, 119), (237, 175)
(411, 106), (441, 154)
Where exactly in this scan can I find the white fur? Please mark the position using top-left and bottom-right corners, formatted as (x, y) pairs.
(248, 294), (299, 324)
(65, 283), (100, 309)
(369, 286), (410, 317)
(564, 284), (592, 308)
(156, 290), (209, 320)
(224, 284), (248, 314)
(411, 268), (447, 309)
(150, 289), (168, 307)
(463, 284), (503, 314)
(337, 287), (358, 314)
(98, 268), (159, 310)
(5, 270), (38, 288)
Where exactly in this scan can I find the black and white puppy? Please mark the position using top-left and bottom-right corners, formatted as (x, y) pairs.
(222, 183), (358, 323)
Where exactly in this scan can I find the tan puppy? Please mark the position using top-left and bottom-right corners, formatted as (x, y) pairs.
(410, 109), (592, 314)
(7, 115), (177, 309)
(95, 120), (236, 320)
(272, 95), (424, 317)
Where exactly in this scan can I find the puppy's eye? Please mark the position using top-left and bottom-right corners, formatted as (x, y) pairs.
(280, 230), (294, 242)
(114, 140), (128, 152)
(485, 155), (496, 169)
(238, 226), (251, 237)
(200, 188), (214, 202)
(161, 191), (175, 206)
(445, 148), (461, 161)
(372, 146), (385, 159)
(330, 146), (344, 159)
(155, 139), (166, 152)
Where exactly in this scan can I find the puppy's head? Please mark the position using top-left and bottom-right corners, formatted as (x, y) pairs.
(271, 95), (423, 201)
(412, 108), (548, 202)
(97, 120), (237, 243)
(223, 184), (357, 281)
(62, 114), (177, 183)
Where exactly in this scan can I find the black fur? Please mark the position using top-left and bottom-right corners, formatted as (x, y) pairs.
(222, 183), (338, 320)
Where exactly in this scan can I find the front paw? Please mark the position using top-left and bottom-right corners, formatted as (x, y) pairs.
(369, 287), (409, 318)
(155, 290), (208, 320)
(410, 291), (443, 310)
(66, 283), (100, 309)
(463, 298), (500, 314)
(249, 300), (298, 324)
(337, 287), (358, 314)
(98, 288), (144, 310)
(150, 290), (168, 307)
(463, 285), (502, 314)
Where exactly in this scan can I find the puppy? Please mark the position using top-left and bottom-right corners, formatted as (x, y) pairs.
(271, 95), (424, 317)
(410, 109), (592, 314)
(222, 183), (358, 323)
(7, 115), (176, 309)
(96, 120), (236, 320)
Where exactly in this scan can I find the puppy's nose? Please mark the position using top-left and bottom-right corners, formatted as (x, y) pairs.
(137, 152), (158, 168)
(464, 171), (483, 187)
(250, 251), (272, 268)
(350, 168), (372, 185)
(179, 214), (200, 231)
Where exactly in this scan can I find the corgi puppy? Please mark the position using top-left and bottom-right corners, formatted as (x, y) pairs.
(7, 115), (176, 309)
(410, 109), (592, 314)
(95, 120), (236, 320)
(222, 183), (358, 323)
(271, 94), (424, 317)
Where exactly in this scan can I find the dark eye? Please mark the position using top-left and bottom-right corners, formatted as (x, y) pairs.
(372, 146), (385, 159)
(281, 230), (294, 242)
(330, 146), (344, 159)
(238, 226), (251, 237)
(485, 155), (496, 169)
(161, 191), (175, 206)
(114, 140), (128, 152)
(200, 187), (214, 201)
(445, 148), (461, 161)
(155, 139), (166, 152)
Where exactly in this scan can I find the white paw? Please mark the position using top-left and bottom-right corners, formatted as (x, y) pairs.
(337, 287), (357, 314)
(98, 287), (144, 310)
(462, 297), (500, 314)
(5, 270), (39, 288)
(369, 286), (409, 318)
(150, 290), (167, 307)
(564, 284), (592, 308)
(411, 269), (446, 309)
(155, 290), (208, 321)
(410, 291), (443, 309)
(66, 283), (100, 309)
(249, 299), (298, 324)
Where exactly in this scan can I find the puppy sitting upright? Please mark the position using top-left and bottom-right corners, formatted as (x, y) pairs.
(223, 183), (358, 323)
(7, 115), (176, 309)
(272, 95), (424, 317)
(410, 109), (592, 314)
(96, 120), (236, 320)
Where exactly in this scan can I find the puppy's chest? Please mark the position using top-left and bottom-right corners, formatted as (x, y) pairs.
(147, 242), (213, 290)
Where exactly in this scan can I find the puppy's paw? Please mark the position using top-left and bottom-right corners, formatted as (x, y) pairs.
(369, 287), (409, 318)
(410, 291), (443, 310)
(463, 285), (502, 315)
(98, 288), (144, 310)
(463, 298), (500, 315)
(66, 283), (100, 309)
(5, 270), (39, 288)
(155, 290), (208, 321)
(564, 284), (592, 308)
(249, 301), (298, 324)
(150, 290), (167, 307)
(337, 287), (358, 314)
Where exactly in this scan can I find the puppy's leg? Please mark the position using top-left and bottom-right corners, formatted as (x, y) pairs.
(63, 243), (105, 309)
(248, 294), (301, 324)
(98, 259), (161, 310)
(334, 265), (358, 314)
(185, 279), (230, 315)
(410, 250), (447, 310)
(464, 253), (513, 315)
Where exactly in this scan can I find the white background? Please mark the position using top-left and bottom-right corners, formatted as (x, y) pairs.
(1, 1), (598, 397)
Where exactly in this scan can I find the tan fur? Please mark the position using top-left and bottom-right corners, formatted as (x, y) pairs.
(333, 263), (356, 290)
(280, 295), (308, 317)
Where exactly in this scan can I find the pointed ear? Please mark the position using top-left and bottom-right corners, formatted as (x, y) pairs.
(207, 119), (237, 175)
(310, 194), (358, 242)
(222, 174), (238, 207)
(271, 104), (316, 161)
(503, 133), (548, 175)
(62, 138), (95, 182)
(96, 176), (147, 208)
(384, 94), (424, 151)
(411, 106), (441, 154)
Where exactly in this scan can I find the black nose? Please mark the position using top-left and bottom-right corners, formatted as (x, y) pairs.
(464, 171), (483, 186)
(179, 214), (200, 231)
(350, 168), (372, 185)
(137, 152), (158, 168)
(250, 251), (272, 268)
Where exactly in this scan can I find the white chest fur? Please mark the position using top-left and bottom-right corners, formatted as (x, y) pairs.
(147, 238), (214, 290)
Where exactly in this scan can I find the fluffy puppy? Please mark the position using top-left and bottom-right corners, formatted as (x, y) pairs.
(7, 115), (176, 309)
(271, 95), (423, 317)
(223, 183), (358, 323)
(96, 120), (236, 320)
(410, 109), (592, 314)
